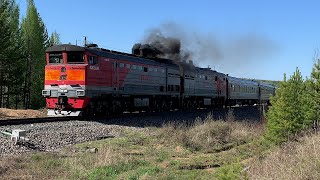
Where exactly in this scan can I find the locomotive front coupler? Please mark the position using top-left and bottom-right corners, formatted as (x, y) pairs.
(58, 96), (68, 105)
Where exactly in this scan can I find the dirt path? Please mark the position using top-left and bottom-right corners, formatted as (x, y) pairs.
(0, 108), (46, 120)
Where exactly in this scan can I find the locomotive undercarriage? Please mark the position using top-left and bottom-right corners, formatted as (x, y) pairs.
(85, 95), (178, 116)
(47, 96), (83, 116)
(82, 95), (225, 116)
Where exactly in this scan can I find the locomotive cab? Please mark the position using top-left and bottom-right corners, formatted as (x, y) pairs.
(43, 45), (90, 116)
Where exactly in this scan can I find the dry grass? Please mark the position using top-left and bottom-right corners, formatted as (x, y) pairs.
(0, 153), (68, 180)
(0, 156), (31, 180)
(248, 132), (320, 180)
(0, 108), (47, 119)
(157, 112), (264, 152)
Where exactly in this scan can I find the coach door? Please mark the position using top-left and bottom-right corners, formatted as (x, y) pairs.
(112, 61), (119, 92)
(226, 78), (229, 101)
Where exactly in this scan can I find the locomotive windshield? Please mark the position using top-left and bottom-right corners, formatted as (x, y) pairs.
(49, 53), (63, 64)
(67, 52), (84, 63)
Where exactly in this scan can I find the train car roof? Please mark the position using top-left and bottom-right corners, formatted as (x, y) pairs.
(259, 82), (275, 88)
(228, 76), (259, 86)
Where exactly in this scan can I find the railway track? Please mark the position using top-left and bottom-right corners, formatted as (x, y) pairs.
(0, 116), (84, 126)
(0, 106), (265, 127)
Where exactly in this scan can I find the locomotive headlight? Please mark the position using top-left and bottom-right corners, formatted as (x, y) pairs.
(76, 90), (85, 96)
(42, 90), (51, 96)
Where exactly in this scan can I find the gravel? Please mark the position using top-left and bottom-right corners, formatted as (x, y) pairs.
(0, 106), (261, 156)
(0, 121), (145, 156)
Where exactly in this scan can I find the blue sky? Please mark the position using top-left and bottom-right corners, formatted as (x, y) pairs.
(17, 0), (320, 80)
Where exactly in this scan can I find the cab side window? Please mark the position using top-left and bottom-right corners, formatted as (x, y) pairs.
(89, 56), (98, 65)
(49, 53), (63, 64)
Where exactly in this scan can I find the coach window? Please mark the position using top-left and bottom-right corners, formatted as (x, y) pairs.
(144, 67), (148, 72)
(89, 56), (97, 65)
(120, 63), (124, 68)
(154, 68), (158, 72)
(126, 64), (130, 69)
(49, 53), (63, 64)
(160, 86), (164, 92)
(175, 85), (180, 92)
(132, 65), (137, 70)
(138, 66), (143, 71)
(67, 52), (84, 63)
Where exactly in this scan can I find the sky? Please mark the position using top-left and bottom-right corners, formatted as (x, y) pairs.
(17, 0), (320, 80)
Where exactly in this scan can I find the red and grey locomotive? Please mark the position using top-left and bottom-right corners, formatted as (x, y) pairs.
(42, 44), (275, 116)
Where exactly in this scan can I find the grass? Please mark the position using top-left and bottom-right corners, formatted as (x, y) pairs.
(156, 112), (263, 153)
(1, 109), (318, 179)
(248, 133), (320, 179)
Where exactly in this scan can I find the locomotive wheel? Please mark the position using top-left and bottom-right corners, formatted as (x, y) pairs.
(84, 103), (95, 117)
(152, 100), (160, 112)
(160, 100), (168, 112)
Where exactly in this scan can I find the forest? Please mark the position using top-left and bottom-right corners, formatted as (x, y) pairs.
(0, 0), (60, 110)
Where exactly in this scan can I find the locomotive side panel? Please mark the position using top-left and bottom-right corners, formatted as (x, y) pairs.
(166, 65), (181, 96)
(121, 62), (167, 95)
(194, 68), (217, 98)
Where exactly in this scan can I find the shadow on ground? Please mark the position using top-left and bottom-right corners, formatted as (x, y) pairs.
(93, 106), (263, 128)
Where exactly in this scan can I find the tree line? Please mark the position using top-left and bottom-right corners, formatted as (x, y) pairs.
(266, 58), (320, 143)
(0, 0), (60, 109)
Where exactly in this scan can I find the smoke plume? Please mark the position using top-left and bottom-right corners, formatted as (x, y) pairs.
(133, 22), (277, 71)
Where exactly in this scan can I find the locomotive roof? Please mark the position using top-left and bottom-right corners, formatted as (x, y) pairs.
(46, 44), (85, 52)
(46, 44), (179, 67)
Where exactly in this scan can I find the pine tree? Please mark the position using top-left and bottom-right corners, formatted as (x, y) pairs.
(266, 68), (306, 143)
(307, 59), (320, 124)
(0, 0), (25, 108)
(21, 0), (48, 109)
(48, 30), (61, 46)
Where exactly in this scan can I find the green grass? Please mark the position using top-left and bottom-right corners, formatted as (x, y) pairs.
(1, 118), (272, 179)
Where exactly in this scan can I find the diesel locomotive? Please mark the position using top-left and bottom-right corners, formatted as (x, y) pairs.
(42, 44), (275, 116)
